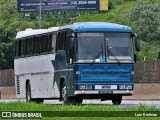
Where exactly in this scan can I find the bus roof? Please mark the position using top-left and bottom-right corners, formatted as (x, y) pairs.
(59, 22), (132, 32)
(16, 27), (59, 39)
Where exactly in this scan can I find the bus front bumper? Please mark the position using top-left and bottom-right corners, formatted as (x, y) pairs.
(74, 90), (133, 95)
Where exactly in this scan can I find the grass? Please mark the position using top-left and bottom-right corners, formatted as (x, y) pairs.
(0, 102), (159, 120)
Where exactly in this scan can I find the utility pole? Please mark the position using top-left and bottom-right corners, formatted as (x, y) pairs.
(39, 0), (42, 28)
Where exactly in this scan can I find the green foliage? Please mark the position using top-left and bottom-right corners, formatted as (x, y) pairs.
(136, 41), (160, 60)
(129, 0), (160, 42)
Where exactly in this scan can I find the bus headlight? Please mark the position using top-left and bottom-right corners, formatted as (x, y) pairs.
(126, 85), (132, 90)
(79, 85), (92, 90)
(85, 85), (92, 90)
(76, 71), (81, 74)
(79, 85), (85, 90)
(119, 85), (132, 90)
(119, 85), (125, 89)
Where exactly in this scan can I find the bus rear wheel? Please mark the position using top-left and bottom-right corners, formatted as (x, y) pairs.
(33, 98), (44, 104)
(26, 82), (32, 102)
(26, 82), (44, 103)
(112, 95), (122, 105)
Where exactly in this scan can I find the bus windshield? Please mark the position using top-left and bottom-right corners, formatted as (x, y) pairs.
(76, 32), (134, 63)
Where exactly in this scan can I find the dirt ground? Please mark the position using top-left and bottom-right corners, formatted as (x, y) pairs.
(0, 84), (160, 100)
(0, 87), (16, 99)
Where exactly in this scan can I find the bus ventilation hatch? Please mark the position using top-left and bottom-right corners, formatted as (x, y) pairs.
(16, 76), (20, 94)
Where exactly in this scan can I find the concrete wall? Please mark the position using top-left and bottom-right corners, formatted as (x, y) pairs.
(0, 69), (14, 86)
(0, 87), (16, 99)
(124, 83), (160, 100)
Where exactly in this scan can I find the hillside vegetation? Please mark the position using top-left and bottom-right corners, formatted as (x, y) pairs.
(0, 0), (160, 69)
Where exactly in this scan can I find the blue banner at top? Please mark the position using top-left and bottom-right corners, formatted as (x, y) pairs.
(17, 0), (108, 12)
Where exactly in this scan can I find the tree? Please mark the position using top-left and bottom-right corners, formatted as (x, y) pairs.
(129, 0), (160, 42)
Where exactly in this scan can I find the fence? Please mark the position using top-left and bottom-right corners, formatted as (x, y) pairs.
(0, 69), (14, 87)
(134, 60), (160, 83)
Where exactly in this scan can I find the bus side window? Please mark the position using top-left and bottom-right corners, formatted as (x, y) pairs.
(34, 36), (40, 54)
(57, 31), (66, 51)
(66, 31), (71, 63)
(33, 37), (35, 54)
(40, 34), (48, 54)
(44, 34), (48, 53)
(26, 37), (33, 56)
(18, 40), (21, 57)
(15, 40), (18, 57)
(57, 30), (72, 63)
(56, 33), (60, 51)
(69, 31), (76, 64)
(21, 39), (26, 57)
(52, 34), (55, 51)
(40, 35), (43, 54)
(48, 33), (55, 52)
(48, 34), (52, 52)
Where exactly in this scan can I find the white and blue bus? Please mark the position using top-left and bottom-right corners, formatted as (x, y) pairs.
(14, 22), (140, 105)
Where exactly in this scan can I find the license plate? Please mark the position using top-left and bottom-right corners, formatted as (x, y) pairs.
(99, 91), (113, 94)
(95, 85), (117, 89)
(101, 85), (111, 89)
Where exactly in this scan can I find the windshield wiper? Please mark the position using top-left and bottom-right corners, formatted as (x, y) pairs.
(92, 43), (103, 64)
(106, 38), (121, 64)
(108, 49), (121, 64)
(92, 51), (102, 63)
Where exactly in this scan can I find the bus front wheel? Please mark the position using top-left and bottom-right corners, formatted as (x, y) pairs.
(70, 97), (83, 105)
(61, 82), (82, 105)
(112, 95), (122, 105)
(61, 82), (71, 104)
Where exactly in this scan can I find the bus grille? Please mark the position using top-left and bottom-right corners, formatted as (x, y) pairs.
(16, 77), (20, 94)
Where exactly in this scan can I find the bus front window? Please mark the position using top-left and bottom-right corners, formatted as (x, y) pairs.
(76, 33), (105, 62)
(76, 32), (134, 63)
(106, 33), (134, 63)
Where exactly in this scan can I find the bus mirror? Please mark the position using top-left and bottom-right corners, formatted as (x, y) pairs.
(71, 33), (75, 38)
(132, 33), (140, 52)
(70, 33), (75, 42)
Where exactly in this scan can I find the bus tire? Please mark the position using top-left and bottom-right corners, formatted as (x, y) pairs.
(33, 98), (44, 104)
(70, 97), (83, 105)
(61, 82), (83, 105)
(112, 95), (122, 105)
(61, 82), (71, 104)
(26, 82), (32, 102)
